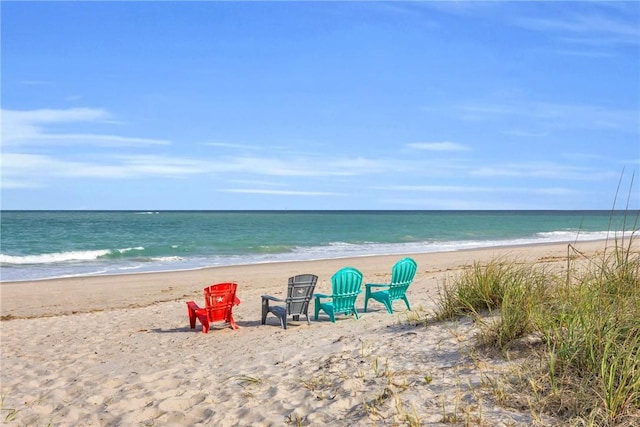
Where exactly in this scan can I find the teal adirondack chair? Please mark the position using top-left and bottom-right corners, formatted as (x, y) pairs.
(364, 257), (417, 314)
(314, 267), (363, 322)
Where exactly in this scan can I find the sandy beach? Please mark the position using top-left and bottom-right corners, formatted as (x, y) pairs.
(0, 240), (624, 426)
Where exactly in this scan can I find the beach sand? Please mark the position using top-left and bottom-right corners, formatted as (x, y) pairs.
(0, 240), (625, 426)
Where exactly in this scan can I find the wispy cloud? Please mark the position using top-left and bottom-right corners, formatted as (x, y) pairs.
(374, 184), (580, 197)
(469, 161), (616, 181)
(406, 142), (471, 151)
(212, 156), (366, 177)
(419, 1), (639, 48)
(20, 80), (50, 86)
(531, 187), (578, 196)
(373, 185), (497, 193)
(203, 142), (263, 150)
(459, 101), (639, 133)
(499, 129), (549, 138)
(228, 179), (290, 187)
(221, 189), (344, 196)
(1, 153), (212, 187)
(4, 107), (108, 125)
(516, 12), (640, 46)
(107, 155), (211, 177)
(30, 133), (170, 146)
(1, 108), (170, 147)
(1, 148), (397, 189)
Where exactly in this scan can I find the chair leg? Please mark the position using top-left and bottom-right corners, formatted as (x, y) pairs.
(403, 296), (411, 311)
(383, 298), (393, 314)
(195, 309), (210, 333)
(228, 314), (238, 330)
(314, 298), (321, 320)
(187, 301), (198, 329)
(261, 299), (268, 325)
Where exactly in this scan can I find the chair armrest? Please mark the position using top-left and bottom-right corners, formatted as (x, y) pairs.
(186, 300), (202, 313)
(186, 301), (208, 331)
(261, 295), (285, 302)
(366, 283), (389, 289)
(314, 293), (330, 299)
(234, 296), (241, 306)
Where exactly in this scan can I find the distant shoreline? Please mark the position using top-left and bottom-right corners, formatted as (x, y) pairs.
(0, 237), (615, 285)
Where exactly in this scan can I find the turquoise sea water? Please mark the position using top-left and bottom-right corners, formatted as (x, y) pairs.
(1, 210), (637, 282)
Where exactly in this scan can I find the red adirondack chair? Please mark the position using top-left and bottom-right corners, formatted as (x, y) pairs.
(186, 282), (241, 333)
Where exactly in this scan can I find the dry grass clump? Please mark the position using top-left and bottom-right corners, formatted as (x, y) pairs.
(433, 234), (640, 426)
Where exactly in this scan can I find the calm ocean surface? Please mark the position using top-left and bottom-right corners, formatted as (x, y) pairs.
(1, 210), (637, 282)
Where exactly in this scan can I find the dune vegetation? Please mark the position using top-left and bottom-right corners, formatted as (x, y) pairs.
(431, 231), (639, 426)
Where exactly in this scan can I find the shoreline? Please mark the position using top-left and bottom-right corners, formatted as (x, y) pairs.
(0, 232), (624, 284)
(0, 239), (619, 320)
(0, 236), (614, 284)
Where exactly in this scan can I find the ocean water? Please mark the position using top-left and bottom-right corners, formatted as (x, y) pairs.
(1, 210), (637, 282)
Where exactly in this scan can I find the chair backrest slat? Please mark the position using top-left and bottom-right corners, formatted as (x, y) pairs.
(387, 258), (417, 299)
(286, 274), (318, 316)
(203, 282), (238, 322)
(331, 267), (363, 312)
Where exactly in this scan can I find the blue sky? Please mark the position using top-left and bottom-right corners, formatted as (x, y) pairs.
(2, 1), (639, 210)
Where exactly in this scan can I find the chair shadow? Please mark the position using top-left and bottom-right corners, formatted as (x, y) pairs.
(258, 317), (320, 331)
(312, 308), (367, 323)
(149, 318), (272, 334)
(151, 305), (395, 333)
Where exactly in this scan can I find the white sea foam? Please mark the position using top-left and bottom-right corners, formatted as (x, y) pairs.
(0, 250), (112, 265)
(117, 247), (145, 253)
(0, 229), (630, 282)
(149, 256), (183, 262)
(536, 230), (630, 241)
(117, 265), (145, 271)
(286, 230), (622, 261)
(0, 246), (144, 265)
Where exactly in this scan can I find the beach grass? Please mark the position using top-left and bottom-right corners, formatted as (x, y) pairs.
(431, 233), (640, 425)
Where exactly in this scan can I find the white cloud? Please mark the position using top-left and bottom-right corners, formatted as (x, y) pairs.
(0, 178), (42, 189)
(0, 149), (395, 189)
(203, 142), (262, 150)
(228, 179), (289, 187)
(373, 185), (497, 193)
(377, 185), (583, 210)
(516, 13), (640, 46)
(1, 108), (169, 147)
(499, 129), (549, 137)
(31, 133), (170, 146)
(469, 162), (616, 181)
(1, 153), (212, 188)
(213, 155), (388, 177)
(102, 155), (211, 177)
(531, 187), (578, 196)
(221, 189), (344, 196)
(406, 142), (471, 151)
(378, 195), (523, 210)
(459, 101), (639, 132)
